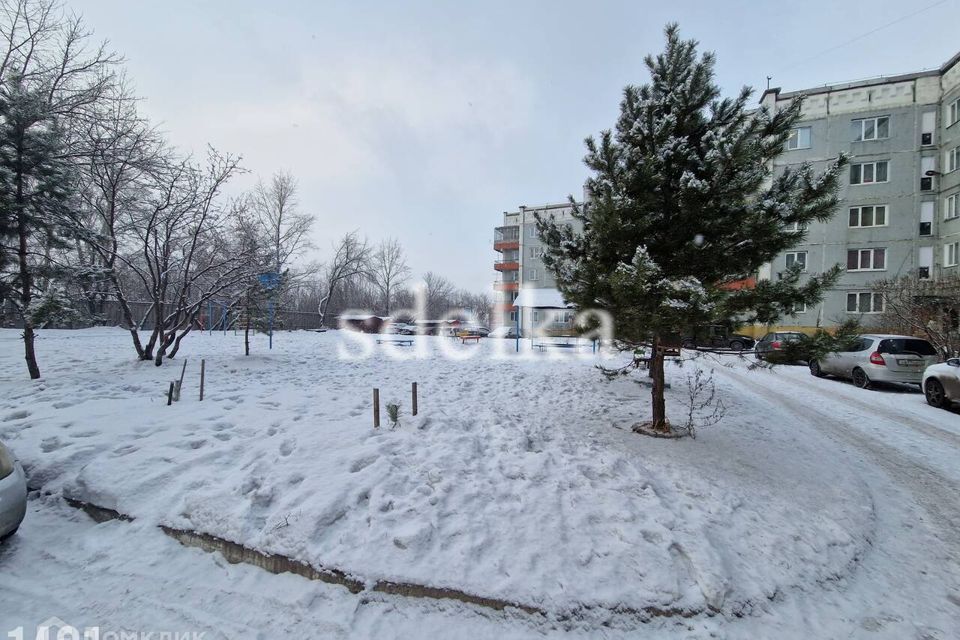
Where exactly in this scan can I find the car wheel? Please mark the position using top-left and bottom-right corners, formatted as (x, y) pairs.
(852, 367), (871, 389)
(809, 360), (825, 377)
(730, 340), (745, 352)
(924, 378), (950, 409)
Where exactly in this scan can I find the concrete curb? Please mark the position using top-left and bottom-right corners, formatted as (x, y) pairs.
(63, 496), (705, 623)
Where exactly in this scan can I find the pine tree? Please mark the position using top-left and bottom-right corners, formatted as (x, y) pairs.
(537, 25), (846, 434)
(0, 77), (76, 379)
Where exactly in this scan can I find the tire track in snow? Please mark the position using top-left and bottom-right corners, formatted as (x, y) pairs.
(774, 367), (960, 449)
(715, 365), (960, 551)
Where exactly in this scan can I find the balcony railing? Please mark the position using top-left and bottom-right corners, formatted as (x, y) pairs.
(494, 259), (519, 271)
(494, 280), (519, 291)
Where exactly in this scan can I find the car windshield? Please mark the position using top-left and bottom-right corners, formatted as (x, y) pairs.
(877, 338), (937, 356)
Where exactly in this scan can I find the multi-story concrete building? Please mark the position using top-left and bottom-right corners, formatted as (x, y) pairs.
(761, 50), (960, 331)
(493, 201), (582, 335)
(496, 52), (960, 335)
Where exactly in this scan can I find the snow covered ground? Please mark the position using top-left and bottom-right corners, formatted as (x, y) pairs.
(1, 328), (959, 638)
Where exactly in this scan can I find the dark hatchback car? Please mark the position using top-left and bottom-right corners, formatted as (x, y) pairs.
(755, 331), (806, 360)
(681, 325), (755, 351)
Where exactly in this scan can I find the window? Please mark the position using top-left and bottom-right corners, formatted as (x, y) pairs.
(785, 251), (807, 271)
(527, 225), (537, 238)
(947, 146), (960, 173)
(849, 161), (889, 184)
(946, 194), (959, 221)
(509, 311), (517, 322)
(851, 116), (889, 141)
(787, 127), (811, 150)
(526, 268), (539, 281)
(847, 247), (886, 271)
(785, 221), (804, 233)
(847, 292), (884, 314)
(946, 242), (959, 268)
(950, 98), (960, 127)
(532, 310), (541, 322)
(528, 246), (544, 258)
(786, 302), (806, 315)
(848, 205), (887, 228)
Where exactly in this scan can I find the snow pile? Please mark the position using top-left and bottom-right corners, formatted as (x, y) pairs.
(0, 329), (874, 620)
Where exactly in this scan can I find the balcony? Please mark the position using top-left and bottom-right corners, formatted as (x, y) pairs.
(494, 259), (519, 272)
(494, 225), (520, 252)
(494, 280), (519, 292)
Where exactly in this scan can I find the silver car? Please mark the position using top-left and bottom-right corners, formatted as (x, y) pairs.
(922, 358), (960, 409)
(0, 440), (27, 540)
(809, 334), (940, 388)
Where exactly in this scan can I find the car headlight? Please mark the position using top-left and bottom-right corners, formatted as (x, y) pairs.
(0, 443), (16, 480)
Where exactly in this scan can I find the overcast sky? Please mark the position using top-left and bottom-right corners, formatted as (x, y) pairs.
(71, 0), (959, 292)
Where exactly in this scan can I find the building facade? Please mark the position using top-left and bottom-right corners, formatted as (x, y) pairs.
(761, 51), (960, 331)
(493, 201), (582, 335)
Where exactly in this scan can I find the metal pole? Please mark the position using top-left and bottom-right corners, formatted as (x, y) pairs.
(373, 388), (380, 428)
(515, 306), (520, 353)
(208, 300), (212, 335)
(412, 382), (418, 416)
(268, 300), (274, 350)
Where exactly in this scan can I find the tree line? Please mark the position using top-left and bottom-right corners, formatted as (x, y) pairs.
(0, 0), (489, 378)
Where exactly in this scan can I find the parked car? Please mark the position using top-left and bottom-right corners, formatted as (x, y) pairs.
(922, 358), (960, 409)
(467, 326), (491, 337)
(681, 325), (755, 352)
(0, 440), (27, 541)
(809, 334), (939, 389)
(384, 322), (416, 335)
(754, 331), (806, 360)
(489, 326), (519, 339)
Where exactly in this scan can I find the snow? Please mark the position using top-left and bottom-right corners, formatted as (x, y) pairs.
(512, 288), (571, 308)
(1, 329), (959, 638)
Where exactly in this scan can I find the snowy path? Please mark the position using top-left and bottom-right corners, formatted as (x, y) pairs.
(712, 362), (960, 637)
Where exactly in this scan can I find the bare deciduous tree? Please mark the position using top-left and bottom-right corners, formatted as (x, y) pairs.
(368, 237), (409, 315)
(250, 171), (314, 274)
(422, 271), (455, 320)
(873, 274), (960, 358)
(318, 231), (371, 325)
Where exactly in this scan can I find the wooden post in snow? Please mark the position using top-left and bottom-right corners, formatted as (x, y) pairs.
(174, 359), (187, 401)
(411, 382), (418, 416)
(199, 359), (206, 401)
(373, 388), (380, 428)
(167, 381), (175, 406)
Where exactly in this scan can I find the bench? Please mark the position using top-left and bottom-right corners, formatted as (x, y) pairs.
(533, 342), (582, 352)
(460, 335), (482, 344)
(376, 338), (414, 346)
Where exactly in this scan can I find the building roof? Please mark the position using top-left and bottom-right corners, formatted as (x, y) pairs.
(760, 49), (960, 103)
(514, 288), (572, 308)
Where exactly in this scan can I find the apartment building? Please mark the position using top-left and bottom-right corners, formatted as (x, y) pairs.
(761, 50), (960, 330)
(493, 201), (582, 335)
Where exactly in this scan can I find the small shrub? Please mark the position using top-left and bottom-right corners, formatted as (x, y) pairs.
(385, 402), (401, 428)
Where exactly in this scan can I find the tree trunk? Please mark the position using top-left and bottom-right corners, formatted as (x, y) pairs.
(650, 336), (668, 432)
(244, 305), (251, 356)
(109, 274), (146, 359)
(168, 326), (192, 359)
(16, 175), (40, 379)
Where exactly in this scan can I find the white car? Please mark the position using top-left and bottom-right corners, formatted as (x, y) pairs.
(922, 358), (960, 409)
(809, 334), (939, 388)
(0, 440), (27, 540)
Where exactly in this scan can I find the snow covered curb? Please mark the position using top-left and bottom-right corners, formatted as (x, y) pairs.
(60, 495), (712, 623)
